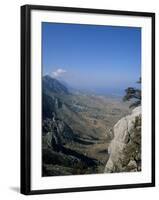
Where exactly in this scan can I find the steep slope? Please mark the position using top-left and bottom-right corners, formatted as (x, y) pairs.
(43, 75), (69, 95)
(42, 76), (101, 176)
(104, 106), (141, 173)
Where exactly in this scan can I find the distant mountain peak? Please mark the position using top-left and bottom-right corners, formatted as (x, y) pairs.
(43, 75), (69, 95)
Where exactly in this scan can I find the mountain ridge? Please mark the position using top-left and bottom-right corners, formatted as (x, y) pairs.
(43, 75), (70, 95)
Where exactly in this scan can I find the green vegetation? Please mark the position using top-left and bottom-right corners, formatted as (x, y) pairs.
(123, 77), (141, 108)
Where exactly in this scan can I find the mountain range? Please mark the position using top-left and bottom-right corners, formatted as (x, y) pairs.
(42, 75), (131, 176)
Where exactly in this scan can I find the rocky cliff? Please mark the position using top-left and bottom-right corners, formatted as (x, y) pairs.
(105, 106), (141, 173)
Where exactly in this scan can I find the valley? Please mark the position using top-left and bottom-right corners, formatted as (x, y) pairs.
(42, 75), (131, 176)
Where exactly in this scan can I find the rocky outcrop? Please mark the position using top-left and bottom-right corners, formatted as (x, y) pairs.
(105, 106), (141, 173)
(42, 115), (99, 176)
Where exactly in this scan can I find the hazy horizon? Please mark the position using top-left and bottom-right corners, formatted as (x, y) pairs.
(42, 22), (141, 96)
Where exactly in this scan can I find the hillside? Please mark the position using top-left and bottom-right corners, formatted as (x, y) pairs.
(42, 75), (131, 176)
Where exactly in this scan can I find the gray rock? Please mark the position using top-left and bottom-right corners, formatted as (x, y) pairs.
(105, 106), (141, 173)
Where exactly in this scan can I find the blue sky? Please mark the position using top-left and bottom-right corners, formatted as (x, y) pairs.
(42, 22), (141, 95)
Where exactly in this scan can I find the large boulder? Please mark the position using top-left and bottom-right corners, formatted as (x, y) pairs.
(105, 106), (141, 173)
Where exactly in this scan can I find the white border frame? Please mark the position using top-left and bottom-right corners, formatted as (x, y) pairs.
(30, 10), (152, 190)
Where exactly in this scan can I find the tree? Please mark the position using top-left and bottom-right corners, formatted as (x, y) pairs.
(123, 78), (141, 108)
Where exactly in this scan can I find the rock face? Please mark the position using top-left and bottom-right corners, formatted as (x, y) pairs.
(105, 106), (141, 173)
